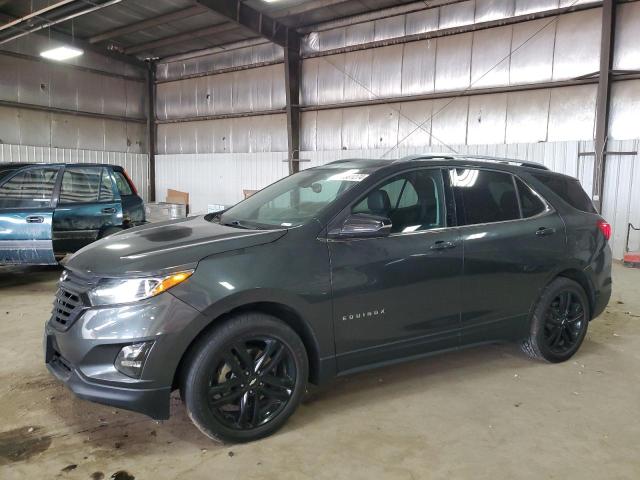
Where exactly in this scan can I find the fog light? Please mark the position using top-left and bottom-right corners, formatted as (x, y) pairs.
(115, 342), (154, 378)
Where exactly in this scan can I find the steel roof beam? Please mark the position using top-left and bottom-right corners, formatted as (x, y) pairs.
(124, 23), (238, 55)
(89, 6), (205, 44)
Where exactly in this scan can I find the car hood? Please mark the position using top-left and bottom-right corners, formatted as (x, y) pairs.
(65, 216), (287, 276)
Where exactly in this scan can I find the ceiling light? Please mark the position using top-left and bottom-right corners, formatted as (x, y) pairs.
(40, 46), (83, 61)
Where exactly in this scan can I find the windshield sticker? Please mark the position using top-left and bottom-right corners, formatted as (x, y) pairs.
(328, 169), (369, 182)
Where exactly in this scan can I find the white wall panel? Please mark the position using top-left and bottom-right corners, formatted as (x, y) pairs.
(609, 80), (640, 140)
(613, 2), (640, 71)
(547, 84), (596, 141)
(602, 140), (640, 259)
(401, 40), (437, 95)
(431, 97), (469, 146)
(509, 18), (555, 84)
(475, 0), (515, 22)
(552, 9), (601, 80)
(467, 93), (508, 144)
(471, 25), (512, 87)
(435, 33), (473, 91)
(505, 90), (550, 143)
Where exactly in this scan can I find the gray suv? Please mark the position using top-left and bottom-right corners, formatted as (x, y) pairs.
(45, 155), (612, 443)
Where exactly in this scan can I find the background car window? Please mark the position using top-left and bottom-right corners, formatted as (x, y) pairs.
(516, 178), (546, 218)
(113, 171), (134, 196)
(99, 168), (115, 202)
(532, 174), (596, 213)
(0, 167), (58, 209)
(59, 167), (101, 204)
(353, 169), (445, 233)
(451, 169), (520, 225)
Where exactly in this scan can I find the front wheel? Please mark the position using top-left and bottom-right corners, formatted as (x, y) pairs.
(521, 277), (590, 363)
(181, 312), (308, 443)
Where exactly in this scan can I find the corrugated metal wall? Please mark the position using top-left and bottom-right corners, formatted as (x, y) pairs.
(0, 143), (150, 202)
(0, 29), (147, 154)
(153, 0), (640, 259)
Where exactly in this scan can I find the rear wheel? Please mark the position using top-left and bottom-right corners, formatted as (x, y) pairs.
(522, 277), (590, 363)
(181, 312), (308, 443)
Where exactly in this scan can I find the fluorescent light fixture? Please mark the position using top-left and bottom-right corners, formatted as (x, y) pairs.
(40, 46), (83, 61)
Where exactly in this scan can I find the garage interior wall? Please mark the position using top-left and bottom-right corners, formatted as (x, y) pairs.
(0, 31), (151, 200)
(154, 0), (640, 259)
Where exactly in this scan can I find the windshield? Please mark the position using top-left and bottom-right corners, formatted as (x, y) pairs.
(218, 167), (372, 228)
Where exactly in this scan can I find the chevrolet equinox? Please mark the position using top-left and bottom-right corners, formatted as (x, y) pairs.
(45, 155), (612, 443)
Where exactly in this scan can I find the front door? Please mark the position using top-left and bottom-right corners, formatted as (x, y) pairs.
(329, 168), (463, 373)
(52, 166), (122, 254)
(0, 166), (60, 265)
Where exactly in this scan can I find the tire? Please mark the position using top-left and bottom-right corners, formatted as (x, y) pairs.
(521, 277), (590, 363)
(181, 312), (308, 443)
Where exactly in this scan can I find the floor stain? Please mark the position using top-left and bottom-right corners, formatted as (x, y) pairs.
(90, 473), (105, 480)
(0, 426), (52, 465)
(61, 464), (77, 472)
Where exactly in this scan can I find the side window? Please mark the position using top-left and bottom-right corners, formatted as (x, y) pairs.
(99, 169), (115, 202)
(0, 167), (59, 209)
(113, 171), (133, 196)
(353, 169), (445, 233)
(451, 169), (520, 225)
(516, 178), (546, 218)
(59, 167), (102, 204)
(532, 174), (596, 213)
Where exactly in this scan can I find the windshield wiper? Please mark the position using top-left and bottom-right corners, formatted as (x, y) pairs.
(222, 220), (262, 230)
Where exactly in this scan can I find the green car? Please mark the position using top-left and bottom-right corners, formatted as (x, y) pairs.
(0, 163), (144, 265)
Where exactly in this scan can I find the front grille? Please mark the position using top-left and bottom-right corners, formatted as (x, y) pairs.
(50, 269), (92, 331)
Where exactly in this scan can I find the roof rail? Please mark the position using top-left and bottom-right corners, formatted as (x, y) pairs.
(463, 155), (550, 171)
(395, 154), (550, 170)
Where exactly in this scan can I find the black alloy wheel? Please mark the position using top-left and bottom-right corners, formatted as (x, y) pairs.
(182, 312), (308, 443)
(522, 277), (590, 363)
(543, 291), (586, 354)
(208, 337), (297, 430)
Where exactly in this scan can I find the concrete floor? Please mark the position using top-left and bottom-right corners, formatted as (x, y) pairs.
(0, 264), (638, 480)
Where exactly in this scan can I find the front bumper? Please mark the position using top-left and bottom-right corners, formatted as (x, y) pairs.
(44, 291), (208, 420)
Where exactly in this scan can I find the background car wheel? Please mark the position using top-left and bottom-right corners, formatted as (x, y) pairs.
(98, 226), (123, 239)
(181, 312), (308, 443)
(521, 277), (590, 363)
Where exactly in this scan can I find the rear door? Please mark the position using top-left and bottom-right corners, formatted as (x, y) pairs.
(52, 166), (122, 254)
(0, 165), (61, 265)
(112, 168), (145, 224)
(449, 168), (566, 344)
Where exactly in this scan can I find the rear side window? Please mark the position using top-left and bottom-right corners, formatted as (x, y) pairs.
(59, 167), (102, 204)
(451, 169), (520, 225)
(532, 174), (596, 213)
(0, 167), (59, 209)
(113, 171), (134, 196)
(516, 178), (546, 218)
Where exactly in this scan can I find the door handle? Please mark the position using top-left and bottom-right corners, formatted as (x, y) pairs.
(430, 240), (456, 250)
(101, 207), (117, 214)
(536, 227), (556, 237)
(26, 215), (44, 224)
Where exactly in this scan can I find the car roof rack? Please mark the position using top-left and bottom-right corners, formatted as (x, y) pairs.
(396, 154), (550, 170)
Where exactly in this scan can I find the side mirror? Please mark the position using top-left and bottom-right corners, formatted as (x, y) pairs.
(328, 213), (392, 239)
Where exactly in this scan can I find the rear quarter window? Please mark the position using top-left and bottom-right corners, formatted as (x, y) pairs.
(532, 174), (596, 213)
(113, 171), (134, 196)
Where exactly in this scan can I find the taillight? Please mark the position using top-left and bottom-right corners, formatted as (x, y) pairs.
(122, 169), (138, 195)
(597, 219), (611, 241)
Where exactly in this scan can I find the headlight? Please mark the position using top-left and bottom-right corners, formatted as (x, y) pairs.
(88, 270), (194, 306)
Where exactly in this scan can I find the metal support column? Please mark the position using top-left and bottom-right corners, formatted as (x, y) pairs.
(593, 0), (616, 212)
(146, 61), (157, 202)
(284, 32), (301, 174)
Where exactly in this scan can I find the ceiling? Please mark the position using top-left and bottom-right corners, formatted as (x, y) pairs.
(0, 0), (423, 61)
